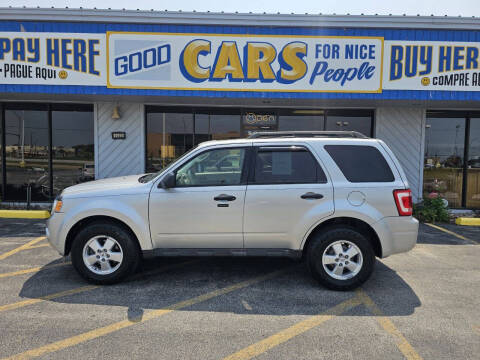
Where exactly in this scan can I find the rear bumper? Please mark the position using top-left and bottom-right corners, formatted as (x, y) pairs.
(373, 216), (419, 258)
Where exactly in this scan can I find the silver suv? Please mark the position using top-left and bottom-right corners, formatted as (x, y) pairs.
(47, 131), (418, 290)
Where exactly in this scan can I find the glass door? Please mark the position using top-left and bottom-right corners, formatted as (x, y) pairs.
(423, 116), (465, 208)
(467, 118), (480, 208)
(52, 106), (94, 198)
(195, 112), (241, 144)
(5, 107), (49, 201)
(146, 111), (194, 172)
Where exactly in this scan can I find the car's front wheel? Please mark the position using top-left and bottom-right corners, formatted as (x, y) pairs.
(307, 226), (375, 291)
(71, 222), (140, 284)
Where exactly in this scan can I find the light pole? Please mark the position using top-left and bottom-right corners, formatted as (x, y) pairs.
(425, 124), (431, 158)
(454, 124), (461, 158)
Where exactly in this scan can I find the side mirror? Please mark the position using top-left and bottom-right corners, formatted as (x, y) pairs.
(159, 172), (175, 189)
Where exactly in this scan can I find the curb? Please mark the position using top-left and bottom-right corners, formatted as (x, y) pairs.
(0, 210), (50, 219)
(455, 217), (480, 226)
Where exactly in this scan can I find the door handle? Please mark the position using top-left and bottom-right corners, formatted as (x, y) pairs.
(301, 192), (324, 200)
(214, 194), (236, 201)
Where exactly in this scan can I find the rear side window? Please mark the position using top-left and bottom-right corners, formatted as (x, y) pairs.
(252, 147), (327, 184)
(324, 145), (395, 182)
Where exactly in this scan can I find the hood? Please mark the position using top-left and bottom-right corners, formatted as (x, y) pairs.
(61, 174), (152, 198)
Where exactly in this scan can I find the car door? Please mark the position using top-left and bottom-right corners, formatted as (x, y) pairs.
(149, 145), (250, 249)
(244, 143), (334, 250)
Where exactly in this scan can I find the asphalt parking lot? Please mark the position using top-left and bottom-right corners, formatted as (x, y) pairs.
(0, 219), (478, 360)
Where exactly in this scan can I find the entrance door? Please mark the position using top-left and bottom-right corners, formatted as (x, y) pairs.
(149, 146), (249, 249)
(244, 145), (334, 250)
(423, 116), (466, 208)
(467, 118), (480, 208)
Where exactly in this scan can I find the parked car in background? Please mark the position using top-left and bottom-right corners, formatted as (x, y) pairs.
(82, 163), (95, 179)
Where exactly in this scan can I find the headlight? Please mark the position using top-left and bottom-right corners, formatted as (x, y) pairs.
(52, 195), (63, 213)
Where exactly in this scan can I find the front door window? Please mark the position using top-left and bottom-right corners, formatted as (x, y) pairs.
(175, 148), (245, 187)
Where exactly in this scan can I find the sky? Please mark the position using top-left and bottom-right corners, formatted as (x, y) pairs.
(0, 0), (480, 17)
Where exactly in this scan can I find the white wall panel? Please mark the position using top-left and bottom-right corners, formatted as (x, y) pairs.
(375, 107), (426, 202)
(95, 102), (145, 179)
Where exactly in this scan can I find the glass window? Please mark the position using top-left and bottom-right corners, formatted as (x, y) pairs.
(467, 118), (480, 208)
(325, 111), (373, 137)
(5, 109), (49, 201)
(423, 117), (465, 208)
(325, 145), (394, 183)
(52, 109), (94, 197)
(253, 147), (326, 184)
(0, 108), (2, 200)
(194, 113), (241, 145)
(277, 110), (373, 136)
(175, 148), (245, 187)
(146, 112), (194, 172)
(242, 111), (277, 136)
(278, 115), (324, 131)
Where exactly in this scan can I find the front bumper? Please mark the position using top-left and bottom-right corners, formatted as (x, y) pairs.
(46, 212), (66, 255)
(373, 216), (419, 258)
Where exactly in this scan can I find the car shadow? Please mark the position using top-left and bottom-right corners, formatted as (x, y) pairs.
(18, 256), (421, 317)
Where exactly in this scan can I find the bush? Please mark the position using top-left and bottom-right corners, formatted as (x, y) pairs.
(413, 197), (449, 223)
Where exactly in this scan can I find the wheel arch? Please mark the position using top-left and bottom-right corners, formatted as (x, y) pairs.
(302, 217), (382, 258)
(64, 215), (141, 256)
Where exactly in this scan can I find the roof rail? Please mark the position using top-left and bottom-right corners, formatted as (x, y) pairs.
(247, 131), (368, 139)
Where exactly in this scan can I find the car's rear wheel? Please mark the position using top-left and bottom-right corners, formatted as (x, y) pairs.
(71, 222), (140, 284)
(307, 226), (375, 291)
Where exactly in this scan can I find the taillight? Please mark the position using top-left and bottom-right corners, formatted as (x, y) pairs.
(393, 189), (413, 216)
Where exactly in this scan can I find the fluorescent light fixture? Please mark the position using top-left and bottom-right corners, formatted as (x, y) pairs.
(292, 110), (324, 115)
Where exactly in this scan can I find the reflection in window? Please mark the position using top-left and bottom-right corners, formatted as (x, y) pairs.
(423, 117), (465, 208)
(278, 115), (323, 131)
(0, 113), (2, 200)
(5, 110), (49, 201)
(277, 110), (373, 137)
(146, 112), (194, 172)
(325, 116), (372, 136)
(194, 113), (241, 145)
(467, 119), (480, 208)
(146, 110), (242, 172)
(52, 111), (94, 197)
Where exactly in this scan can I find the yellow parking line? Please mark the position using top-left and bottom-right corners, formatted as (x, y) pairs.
(224, 289), (423, 360)
(24, 244), (50, 250)
(223, 295), (362, 360)
(356, 289), (423, 360)
(1, 267), (290, 360)
(0, 237), (47, 261)
(0, 285), (98, 313)
(0, 262), (71, 279)
(0, 260), (199, 314)
(425, 223), (478, 244)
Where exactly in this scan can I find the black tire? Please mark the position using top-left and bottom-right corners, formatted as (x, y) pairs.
(306, 226), (375, 291)
(71, 221), (140, 285)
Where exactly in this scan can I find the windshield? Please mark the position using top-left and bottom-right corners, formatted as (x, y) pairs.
(138, 147), (198, 183)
